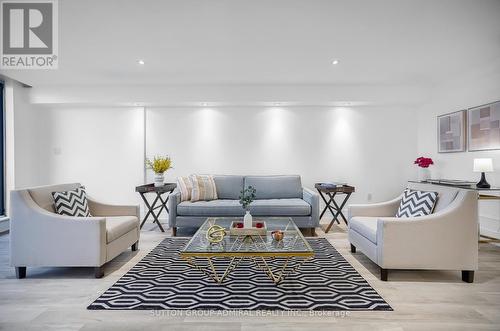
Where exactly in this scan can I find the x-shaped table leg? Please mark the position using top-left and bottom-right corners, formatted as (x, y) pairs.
(318, 190), (338, 219)
(330, 192), (351, 224)
(140, 192), (166, 232)
(324, 192), (352, 233)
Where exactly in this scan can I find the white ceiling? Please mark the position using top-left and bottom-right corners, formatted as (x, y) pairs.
(3, 0), (500, 88)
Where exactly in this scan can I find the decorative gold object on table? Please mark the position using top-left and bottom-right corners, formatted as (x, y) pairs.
(206, 224), (226, 244)
(271, 230), (284, 241)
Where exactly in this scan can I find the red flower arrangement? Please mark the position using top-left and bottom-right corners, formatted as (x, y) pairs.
(414, 157), (434, 168)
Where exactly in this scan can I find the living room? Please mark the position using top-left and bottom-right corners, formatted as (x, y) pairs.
(0, 0), (500, 330)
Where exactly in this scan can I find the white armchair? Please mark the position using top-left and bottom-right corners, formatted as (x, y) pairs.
(348, 182), (478, 282)
(10, 183), (140, 279)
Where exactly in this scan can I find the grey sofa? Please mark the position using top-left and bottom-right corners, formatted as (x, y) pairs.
(168, 175), (319, 235)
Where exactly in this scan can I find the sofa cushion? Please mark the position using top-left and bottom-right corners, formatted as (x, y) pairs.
(177, 176), (193, 202)
(349, 216), (378, 244)
(177, 198), (311, 217)
(249, 199), (311, 216)
(190, 174), (218, 202)
(52, 186), (92, 217)
(244, 175), (302, 199)
(177, 200), (244, 217)
(213, 175), (244, 200)
(106, 216), (139, 243)
(396, 189), (438, 218)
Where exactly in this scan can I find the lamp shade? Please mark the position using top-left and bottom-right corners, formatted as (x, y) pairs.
(473, 158), (494, 173)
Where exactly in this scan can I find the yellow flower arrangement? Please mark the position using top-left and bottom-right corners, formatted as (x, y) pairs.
(145, 156), (172, 174)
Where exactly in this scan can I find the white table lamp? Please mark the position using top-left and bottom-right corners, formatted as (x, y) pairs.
(473, 158), (493, 188)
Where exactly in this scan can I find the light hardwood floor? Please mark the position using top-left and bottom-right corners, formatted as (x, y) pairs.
(1, 222), (499, 331)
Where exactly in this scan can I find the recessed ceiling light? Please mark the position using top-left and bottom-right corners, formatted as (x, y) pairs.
(138, 59), (145, 65)
(331, 59), (339, 65)
(274, 102), (280, 106)
(201, 102), (208, 106)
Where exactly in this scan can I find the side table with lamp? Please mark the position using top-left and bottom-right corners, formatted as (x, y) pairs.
(415, 157), (499, 243)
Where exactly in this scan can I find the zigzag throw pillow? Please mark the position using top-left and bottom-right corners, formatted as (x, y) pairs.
(52, 186), (92, 217)
(395, 189), (438, 218)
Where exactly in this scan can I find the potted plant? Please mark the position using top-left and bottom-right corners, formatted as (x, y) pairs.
(239, 186), (256, 228)
(146, 156), (172, 187)
(414, 156), (434, 182)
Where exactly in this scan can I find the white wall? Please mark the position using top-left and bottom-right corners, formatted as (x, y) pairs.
(3, 80), (38, 216)
(416, 59), (500, 238)
(14, 105), (145, 205)
(147, 106), (418, 204)
(12, 103), (418, 215)
(13, 86), (42, 189)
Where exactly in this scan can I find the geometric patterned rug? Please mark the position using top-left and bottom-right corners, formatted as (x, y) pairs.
(88, 238), (392, 311)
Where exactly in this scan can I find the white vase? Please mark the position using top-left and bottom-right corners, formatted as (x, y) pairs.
(418, 167), (430, 182)
(243, 210), (253, 228)
(154, 173), (165, 187)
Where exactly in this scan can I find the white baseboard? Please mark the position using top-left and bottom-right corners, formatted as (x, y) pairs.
(480, 215), (500, 239)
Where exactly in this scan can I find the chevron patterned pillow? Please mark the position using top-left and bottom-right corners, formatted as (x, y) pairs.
(395, 189), (438, 218)
(52, 186), (92, 217)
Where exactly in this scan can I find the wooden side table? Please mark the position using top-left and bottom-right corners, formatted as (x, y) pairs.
(136, 183), (177, 232)
(315, 183), (355, 233)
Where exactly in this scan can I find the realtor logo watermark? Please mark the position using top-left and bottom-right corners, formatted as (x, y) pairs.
(1, 0), (58, 69)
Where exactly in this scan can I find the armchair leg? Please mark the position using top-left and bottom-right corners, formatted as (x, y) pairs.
(462, 270), (474, 283)
(131, 241), (138, 251)
(380, 268), (388, 281)
(172, 227), (177, 237)
(350, 244), (356, 253)
(15, 267), (26, 279)
(94, 266), (104, 278)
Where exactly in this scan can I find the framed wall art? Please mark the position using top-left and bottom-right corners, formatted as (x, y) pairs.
(468, 101), (500, 151)
(437, 110), (466, 153)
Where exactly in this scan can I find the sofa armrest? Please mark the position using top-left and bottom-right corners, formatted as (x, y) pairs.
(167, 189), (181, 228)
(303, 187), (320, 227)
(348, 196), (401, 220)
(10, 190), (107, 267)
(376, 190), (478, 270)
(88, 197), (140, 218)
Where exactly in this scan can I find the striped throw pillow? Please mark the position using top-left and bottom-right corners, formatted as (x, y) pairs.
(190, 174), (218, 202)
(177, 176), (193, 202)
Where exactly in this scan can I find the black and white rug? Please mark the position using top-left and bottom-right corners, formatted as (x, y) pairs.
(88, 238), (392, 311)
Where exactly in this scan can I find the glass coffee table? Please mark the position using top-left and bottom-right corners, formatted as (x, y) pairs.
(180, 217), (314, 284)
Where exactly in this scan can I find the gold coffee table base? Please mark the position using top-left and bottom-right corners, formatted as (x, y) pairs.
(182, 255), (312, 284)
(251, 256), (312, 284)
(180, 218), (314, 285)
